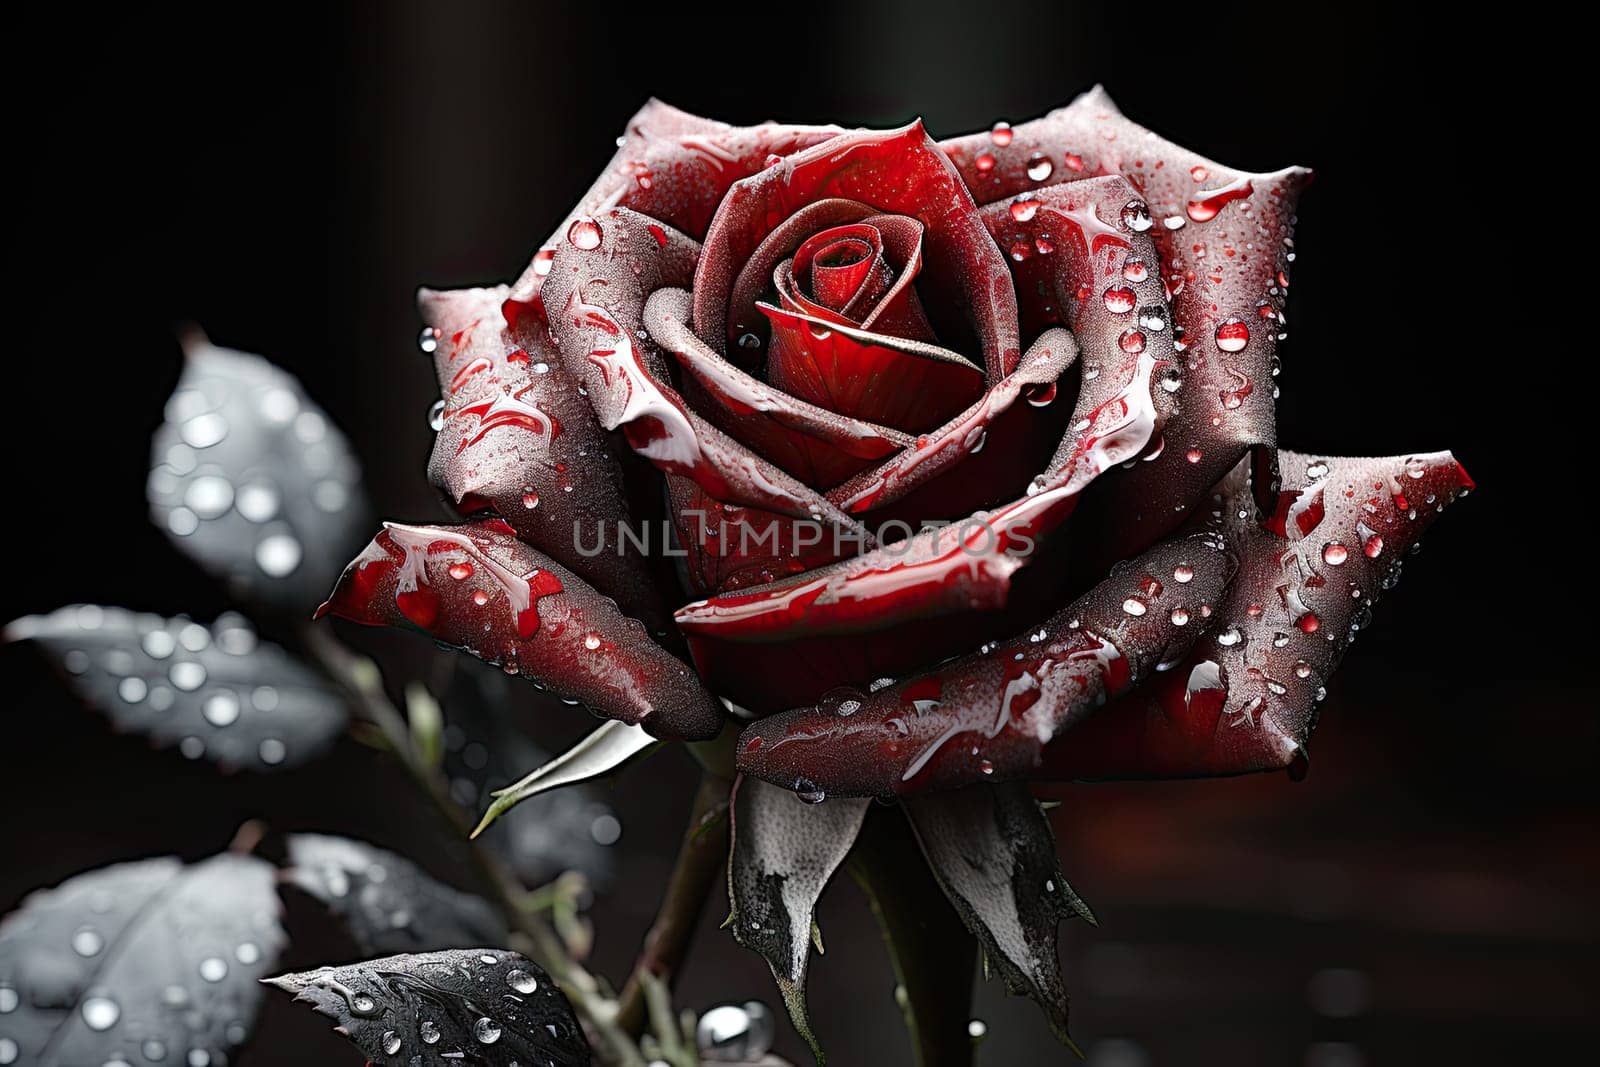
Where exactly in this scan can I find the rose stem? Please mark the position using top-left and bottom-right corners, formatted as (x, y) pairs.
(300, 622), (648, 1067)
(615, 771), (732, 1035)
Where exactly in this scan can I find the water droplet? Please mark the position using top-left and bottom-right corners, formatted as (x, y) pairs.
(1158, 366), (1183, 393)
(259, 738), (287, 765)
(1026, 153), (1053, 181)
(1355, 520), (1384, 559)
(235, 942), (261, 964)
(421, 1021), (441, 1044)
(968, 1019), (988, 1039)
(1323, 543), (1348, 566)
(1295, 661), (1314, 679)
(184, 476), (234, 519)
(418, 326), (440, 354)
(522, 491), (540, 509)
(1173, 564), (1194, 583)
(1103, 286), (1136, 314)
(1297, 612), (1321, 634)
(73, 927), (104, 956)
(448, 561), (474, 580)
(1214, 319), (1250, 353)
(1120, 200), (1153, 232)
(382, 1031), (402, 1055)
(1122, 597), (1148, 617)
(1118, 329), (1146, 355)
(236, 483), (280, 523)
(1217, 627), (1243, 647)
(199, 957), (227, 982)
(1010, 198), (1039, 223)
(473, 1017), (503, 1045)
(169, 661), (206, 691)
(180, 413), (228, 449)
(507, 969), (539, 994)
(979, 759), (995, 775)
(1137, 307), (1169, 332)
(180, 736), (205, 759)
(0, 986), (17, 1013)
(794, 777), (826, 804)
(187, 1050), (209, 1067)
(567, 217), (602, 250)
(975, 152), (997, 172)
(82, 996), (121, 1031)
(427, 398), (446, 431)
(584, 632), (603, 650)
(0, 1038), (16, 1065)
(1305, 460), (1330, 480)
(990, 122), (1013, 146)
(1186, 447), (1203, 464)
(1024, 381), (1057, 407)
(472, 590), (490, 606)
(255, 534), (302, 577)
(737, 332), (762, 350)
(119, 677), (148, 704)
(202, 692), (240, 727)
(1190, 165), (1209, 182)
(1170, 606), (1191, 626)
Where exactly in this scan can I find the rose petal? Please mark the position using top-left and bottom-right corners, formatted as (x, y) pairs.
(954, 88), (1312, 571)
(903, 783), (1094, 1047)
(647, 288), (913, 490)
(317, 520), (721, 740)
(666, 478), (863, 596)
(727, 775), (869, 1058)
(825, 328), (1077, 517)
(509, 101), (841, 308)
(736, 532), (1230, 796)
(1038, 449), (1473, 779)
(538, 208), (874, 541)
(760, 300), (984, 434)
(419, 285), (665, 627)
(696, 121), (1020, 378)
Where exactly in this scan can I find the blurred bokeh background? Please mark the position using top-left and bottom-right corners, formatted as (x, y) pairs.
(5, 2), (1592, 1064)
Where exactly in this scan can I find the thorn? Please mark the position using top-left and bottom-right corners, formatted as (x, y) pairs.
(811, 919), (825, 956)
(719, 912), (735, 930)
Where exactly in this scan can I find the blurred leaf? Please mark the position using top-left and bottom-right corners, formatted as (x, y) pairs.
(727, 776), (868, 1064)
(265, 948), (589, 1065)
(848, 809), (977, 1067)
(4, 605), (347, 771)
(282, 834), (507, 955)
(902, 783), (1092, 1051)
(441, 664), (621, 888)
(148, 331), (368, 615)
(0, 853), (285, 1066)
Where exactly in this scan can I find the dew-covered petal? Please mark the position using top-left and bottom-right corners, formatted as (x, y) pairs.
(538, 208), (872, 537)
(727, 776), (869, 1056)
(737, 532), (1231, 796)
(1039, 450), (1473, 779)
(419, 285), (662, 626)
(317, 520), (721, 740)
(667, 478), (865, 597)
(695, 121), (1020, 379)
(952, 88), (1312, 569)
(826, 328), (1077, 517)
(648, 288), (913, 490)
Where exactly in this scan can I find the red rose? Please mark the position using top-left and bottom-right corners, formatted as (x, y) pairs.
(318, 88), (1472, 1053)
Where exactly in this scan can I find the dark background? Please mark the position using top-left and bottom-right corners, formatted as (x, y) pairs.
(5, 3), (1592, 1065)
